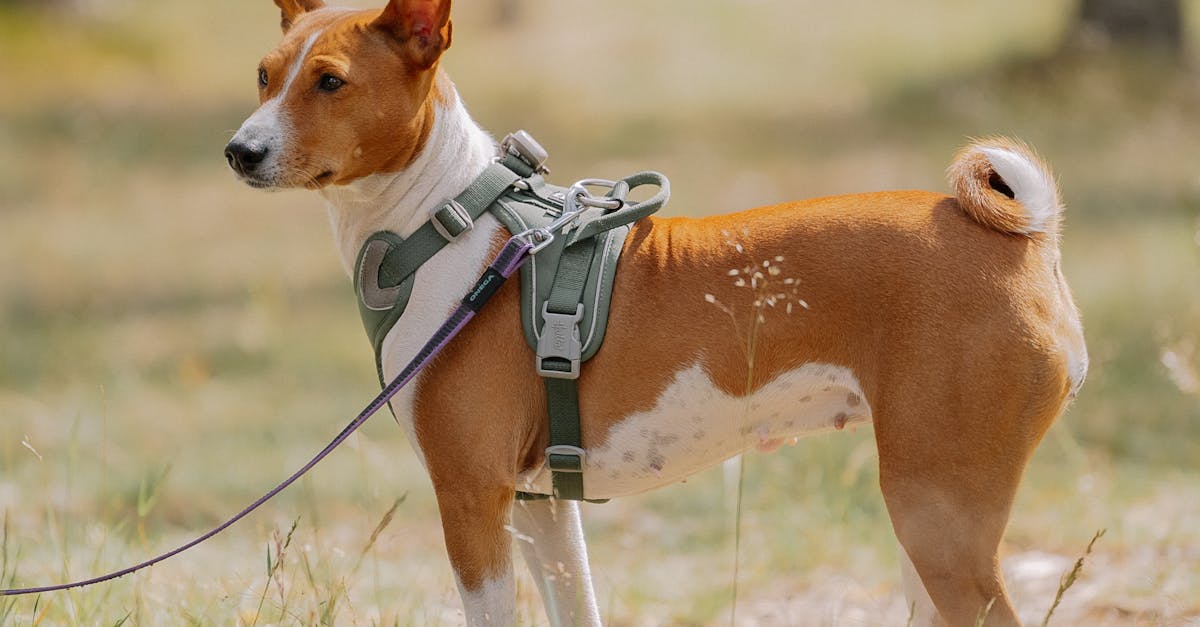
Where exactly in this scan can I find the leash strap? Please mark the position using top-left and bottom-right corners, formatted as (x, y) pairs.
(0, 236), (533, 597)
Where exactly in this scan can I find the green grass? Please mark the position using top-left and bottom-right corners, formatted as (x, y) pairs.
(2, 0), (1199, 623)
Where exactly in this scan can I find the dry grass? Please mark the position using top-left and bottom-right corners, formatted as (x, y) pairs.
(2, 0), (1199, 624)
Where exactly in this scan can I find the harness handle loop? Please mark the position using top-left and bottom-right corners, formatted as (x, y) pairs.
(565, 171), (670, 245)
(606, 179), (631, 205)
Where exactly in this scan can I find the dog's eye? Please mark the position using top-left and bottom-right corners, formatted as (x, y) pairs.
(318, 74), (344, 92)
(258, 67), (268, 89)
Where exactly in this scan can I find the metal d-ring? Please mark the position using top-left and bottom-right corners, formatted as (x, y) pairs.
(516, 179), (624, 255)
(569, 179), (622, 211)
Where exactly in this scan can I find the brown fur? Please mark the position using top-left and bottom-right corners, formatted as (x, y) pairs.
(274, 0), (327, 33)
(419, 192), (1078, 621)
(257, 7), (442, 188)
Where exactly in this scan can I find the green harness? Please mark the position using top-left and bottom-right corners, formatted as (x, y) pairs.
(353, 131), (670, 501)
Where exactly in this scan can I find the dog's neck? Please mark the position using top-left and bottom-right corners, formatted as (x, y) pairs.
(320, 75), (496, 274)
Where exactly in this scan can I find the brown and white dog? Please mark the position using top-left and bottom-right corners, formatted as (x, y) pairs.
(225, 1), (1088, 624)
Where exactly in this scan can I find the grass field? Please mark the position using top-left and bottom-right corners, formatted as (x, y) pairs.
(2, 0), (1199, 624)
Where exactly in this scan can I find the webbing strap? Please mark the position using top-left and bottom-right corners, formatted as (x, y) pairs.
(541, 238), (599, 500)
(545, 242), (595, 314)
(544, 377), (584, 498)
(382, 163), (519, 288)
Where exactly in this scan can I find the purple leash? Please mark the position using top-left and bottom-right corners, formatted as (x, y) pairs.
(1, 236), (534, 597)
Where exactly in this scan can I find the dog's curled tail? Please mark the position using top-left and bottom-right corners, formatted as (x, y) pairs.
(948, 136), (1063, 237)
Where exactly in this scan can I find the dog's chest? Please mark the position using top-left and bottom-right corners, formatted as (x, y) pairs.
(517, 362), (871, 500)
(378, 215), (505, 466)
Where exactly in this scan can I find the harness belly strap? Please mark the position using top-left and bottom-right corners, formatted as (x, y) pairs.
(539, 238), (599, 500)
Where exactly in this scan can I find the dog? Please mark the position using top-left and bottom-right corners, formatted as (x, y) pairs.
(224, 1), (1088, 624)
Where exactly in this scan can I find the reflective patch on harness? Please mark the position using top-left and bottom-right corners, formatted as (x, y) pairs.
(359, 239), (404, 311)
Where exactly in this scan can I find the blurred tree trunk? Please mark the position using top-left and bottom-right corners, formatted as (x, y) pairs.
(1068, 0), (1184, 56)
(495, 0), (519, 26)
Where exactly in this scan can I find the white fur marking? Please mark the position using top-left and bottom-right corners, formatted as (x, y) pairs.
(979, 146), (1058, 234)
(1060, 267), (1088, 398)
(282, 31), (321, 96)
(511, 500), (601, 626)
(517, 362), (871, 499)
(455, 572), (516, 626)
(259, 30), (321, 151)
(321, 87), (498, 466)
(898, 543), (939, 627)
(228, 31), (323, 185)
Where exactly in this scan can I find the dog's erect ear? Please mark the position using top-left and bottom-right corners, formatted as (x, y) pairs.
(373, 0), (453, 68)
(274, 0), (326, 34)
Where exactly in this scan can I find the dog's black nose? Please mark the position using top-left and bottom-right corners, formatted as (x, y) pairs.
(224, 140), (269, 174)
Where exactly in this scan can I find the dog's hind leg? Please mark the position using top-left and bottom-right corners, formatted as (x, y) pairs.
(512, 499), (601, 627)
(879, 429), (1026, 626)
(874, 359), (1067, 626)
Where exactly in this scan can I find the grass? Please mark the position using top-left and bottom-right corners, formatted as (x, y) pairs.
(1040, 529), (1106, 627)
(1, 0), (1199, 623)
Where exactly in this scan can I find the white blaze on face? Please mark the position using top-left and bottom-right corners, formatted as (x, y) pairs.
(229, 30), (322, 185)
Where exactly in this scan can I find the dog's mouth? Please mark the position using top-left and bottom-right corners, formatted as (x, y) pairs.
(308, 171), (335, 188)
(236, 169), (335, 190)
(241, 175), (275, 189)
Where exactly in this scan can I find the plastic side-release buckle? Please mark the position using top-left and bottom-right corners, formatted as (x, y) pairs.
(536, 303), (583, 379)
(431, 199), (473, 242)
(545, 445), (586, 473)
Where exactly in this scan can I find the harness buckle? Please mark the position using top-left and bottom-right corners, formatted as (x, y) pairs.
(545, 445), (586, 473)
(536, 303), (583, 379)
(501, 130), (550, 175)
(431, 199), (473, 242)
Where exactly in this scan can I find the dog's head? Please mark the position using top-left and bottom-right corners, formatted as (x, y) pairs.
(224, 0), (452, 189)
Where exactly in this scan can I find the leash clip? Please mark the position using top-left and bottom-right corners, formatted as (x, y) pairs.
(516, 227), (555, 254)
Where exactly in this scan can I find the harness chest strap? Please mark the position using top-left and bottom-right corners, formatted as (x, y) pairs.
(354, 162), (519, 375)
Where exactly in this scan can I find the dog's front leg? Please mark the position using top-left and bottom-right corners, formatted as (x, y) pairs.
(512, 499), (601, 626)
(435, 484), (519, 626)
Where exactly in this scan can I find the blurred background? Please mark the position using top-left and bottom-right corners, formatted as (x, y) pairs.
(1, 0), (1197, 624)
